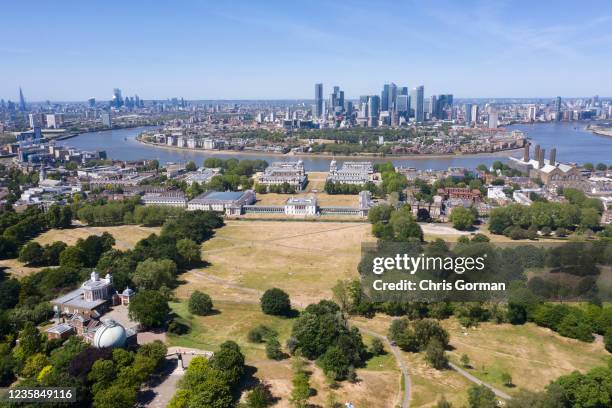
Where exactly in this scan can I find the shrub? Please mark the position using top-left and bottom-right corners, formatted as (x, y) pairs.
(260, 288), (291, 316)
(188, 290), (213, 316)
(247, 325), (277, 343)
(265, 338), (284, 360)
(425, 339), (448, 369)
(370, 338), (385, 356)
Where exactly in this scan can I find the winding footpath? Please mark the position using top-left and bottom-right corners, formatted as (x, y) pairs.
(448, 362), (512, 401)
(187, 269), (510, 407)
(357, 327), (411, 408)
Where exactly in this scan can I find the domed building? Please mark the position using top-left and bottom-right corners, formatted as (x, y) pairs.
(93, 319), (127, 348)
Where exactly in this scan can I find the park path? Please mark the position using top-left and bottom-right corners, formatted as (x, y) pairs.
(357, 327), (411, 408)
(448, 362), (512, 401)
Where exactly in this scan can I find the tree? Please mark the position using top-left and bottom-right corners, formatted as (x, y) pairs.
(260, 288), (291, 316)
(450, 207), (476, 231)
(290, 370), (310, 408)
(425, 339), (448, 369)
(246, 383), (274, 408)
(176, 238), (201, 267)
(128, 290), (170, 329)
(580, 207), (600, 229)
(88, 359), (116, 393)
(467, 384), (498, 408)
(318, 345), (351, 380)
(18, 242), (44, 265)
(185, 161), (197, 171)
(0, 236), (18, 259)
(0, 278), (20, 311)
(188, 290), (213, 315)
(370, 338), (385, 356)
(461, 354), (470, 368)
(605, 327), (612, 353)
(248, 325), (277, 343)
(93, 384), (137, 408)
(210, 341), (245, 387)
(501, 371), (513, 387)
(266, 338), (284, 360)
(132, 258), (177, 291)
(42, 241), (67, 265)
(436, 397), (453, 408)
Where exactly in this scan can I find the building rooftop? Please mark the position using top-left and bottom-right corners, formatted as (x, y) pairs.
(51, 288), (107, 310)
(193, 191), (246, 202)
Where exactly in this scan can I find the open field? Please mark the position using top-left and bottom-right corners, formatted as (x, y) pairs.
(352, 315), (471, 406)
(0, 225), (160, 278)
(34, 225), (160, 250)
(0, 259), (42, 278)
(443, 318), (610, 395)
(352, 314), (610, 403)
(177, 220), (373, 306)
(168, 300), (399, 407)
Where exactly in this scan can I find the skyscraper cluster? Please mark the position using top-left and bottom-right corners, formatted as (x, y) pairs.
(313, 82), (453, 127)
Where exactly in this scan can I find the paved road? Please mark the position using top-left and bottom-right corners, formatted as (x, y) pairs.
(448, 362), (512, 401)
(358, 327), (411, 408)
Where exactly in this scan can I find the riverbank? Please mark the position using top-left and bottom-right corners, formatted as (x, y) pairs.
(136, 136), (523, 161)
(592, 129), (612, 138)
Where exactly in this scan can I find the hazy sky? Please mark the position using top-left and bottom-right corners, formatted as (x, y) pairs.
(1, 0), (611, 101)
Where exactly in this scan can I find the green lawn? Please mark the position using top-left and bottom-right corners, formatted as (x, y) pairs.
(167, 300), (295, 361)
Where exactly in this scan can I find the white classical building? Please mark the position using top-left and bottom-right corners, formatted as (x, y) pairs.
(142, 192), (188, 207)
(284, 196), (317, 216)
(328, 160), (374, 185)
(259, 161), (308, 191)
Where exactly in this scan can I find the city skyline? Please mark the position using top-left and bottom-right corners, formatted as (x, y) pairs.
(2, 0), (612, 101)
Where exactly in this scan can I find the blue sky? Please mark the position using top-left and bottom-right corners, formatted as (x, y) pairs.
(1, 0), (611, 101)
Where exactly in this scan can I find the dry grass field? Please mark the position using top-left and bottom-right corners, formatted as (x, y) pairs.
(35, 225), (160, 250)
(0, 225), (160, 278)
(443, 318), (610, 395)
(177, 220), (373, 306)
(352, 314), (610, 403)
(168, 300), (400, 408)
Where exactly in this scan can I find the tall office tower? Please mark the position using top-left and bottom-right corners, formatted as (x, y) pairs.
(410, 86), (424, 122)
(396, 95), (409, 115)
(399, 86), (408, 96)
(464, 103), (473, 123)
(344, 101), (353, 116)
(429, 95), (437, 117)
(381, 84), (390, 112)
(28, 113), (43, 128)
(488, 109), (498, 129)
(314, 83), (324, 118)
(101, 113), (112, 128)
(436, 94), (453, 119)
(528, 105), (537, 121)
(388, 83), (397, 113)
(88, 98), (96, 108)
(112, 88), (124, 108)
(471, 104), (479, 124)
(330, 86), (344, 113)
(368, 95), (380, 126)
(554, 96), (562, 121)
(18, 87), (27, 111)
(359, 100), (368, 119)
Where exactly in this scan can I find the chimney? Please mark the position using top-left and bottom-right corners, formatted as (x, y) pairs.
(523, 142), (530, 162)
(539, 148), (545, 169)
(534, 144), (541, 162)
(550, 148), (556, 166)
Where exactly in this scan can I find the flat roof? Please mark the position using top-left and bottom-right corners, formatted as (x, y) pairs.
(201, 191), (245, 201)
(51, 288), (107, 310)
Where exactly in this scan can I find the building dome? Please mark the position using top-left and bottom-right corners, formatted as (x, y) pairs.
(93, 319), (127, 348)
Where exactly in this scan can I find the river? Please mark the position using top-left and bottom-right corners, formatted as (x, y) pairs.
(57, 122), (612, 171)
